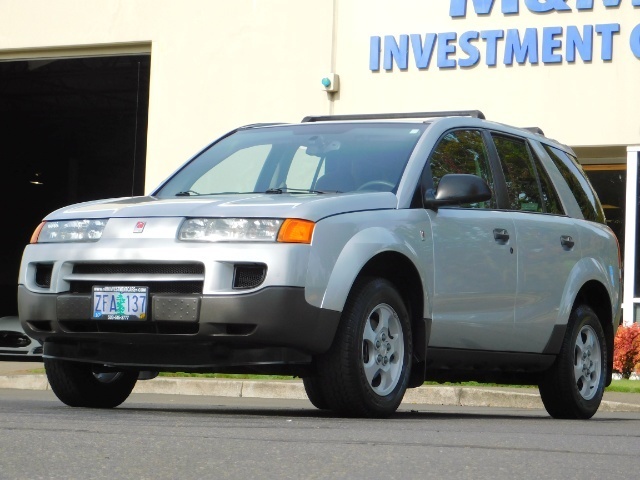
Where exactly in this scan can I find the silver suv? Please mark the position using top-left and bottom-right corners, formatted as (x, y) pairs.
(18, 111), (621, 418)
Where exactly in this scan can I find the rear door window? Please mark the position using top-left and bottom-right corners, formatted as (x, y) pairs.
(492, 135), (544, 213)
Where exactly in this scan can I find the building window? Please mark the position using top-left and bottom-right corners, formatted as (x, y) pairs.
(582, 164), (626, 250)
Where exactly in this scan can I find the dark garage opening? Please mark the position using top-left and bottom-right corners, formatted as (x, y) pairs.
(0, 54), (151, 316)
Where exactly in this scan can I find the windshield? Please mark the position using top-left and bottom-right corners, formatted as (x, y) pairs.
(154, 123), (427, 198)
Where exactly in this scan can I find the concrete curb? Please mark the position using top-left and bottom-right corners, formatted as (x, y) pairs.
(2, 374), (639, 412)
(0, 374), (50, 391)
(133, 377), (244, 397)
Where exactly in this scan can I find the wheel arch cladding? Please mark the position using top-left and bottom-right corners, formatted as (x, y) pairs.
(576, 280), (614, 385)
(357, 252), (428, 365)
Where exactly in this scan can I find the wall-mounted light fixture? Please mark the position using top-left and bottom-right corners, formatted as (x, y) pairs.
(321, 73), (340, 93)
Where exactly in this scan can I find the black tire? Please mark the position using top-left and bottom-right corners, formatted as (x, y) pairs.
(45, 358), (138, 408)
(315, 277), (412, 418)
(302, 376), (330, 410)
(539, 305), (607, 419)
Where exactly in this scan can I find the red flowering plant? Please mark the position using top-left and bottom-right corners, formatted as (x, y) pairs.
(613, 323), (640, 379)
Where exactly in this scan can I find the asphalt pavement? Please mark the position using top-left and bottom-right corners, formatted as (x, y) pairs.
(1, 361), (639, 412)
(3, 389), (639, 480)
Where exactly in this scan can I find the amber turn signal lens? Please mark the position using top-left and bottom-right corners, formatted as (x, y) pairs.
(30, 222), (46, 244)
(277, 219), (315, 244)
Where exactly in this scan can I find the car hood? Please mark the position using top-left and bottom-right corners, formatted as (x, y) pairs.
(43, 192), (399, 223)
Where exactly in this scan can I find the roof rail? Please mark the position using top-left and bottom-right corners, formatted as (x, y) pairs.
(301, 110), (486, 123)
(238, 122), (285, 130)
(522, 127), (545, 136)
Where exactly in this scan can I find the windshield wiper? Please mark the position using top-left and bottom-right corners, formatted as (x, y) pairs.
(175, 191), (253, 196)
(176, 188), (330, 196)
(265, 187), (326, 194)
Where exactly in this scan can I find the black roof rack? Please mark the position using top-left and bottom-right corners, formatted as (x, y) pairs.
(522, 127), (545, 136)
(301, 110), (486, 123)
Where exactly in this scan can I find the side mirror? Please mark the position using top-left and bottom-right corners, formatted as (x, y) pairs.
(424, 174), (492, 210)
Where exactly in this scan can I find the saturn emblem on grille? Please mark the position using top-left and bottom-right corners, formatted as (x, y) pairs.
(133, 221), (146, 233)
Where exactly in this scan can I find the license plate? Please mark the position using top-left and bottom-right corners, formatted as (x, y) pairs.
(92, 286), (148, 320)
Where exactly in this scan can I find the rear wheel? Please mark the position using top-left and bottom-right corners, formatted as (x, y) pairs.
(45, 358), (138, 408)
(314, 277), (412, 418)
(539, 305), (607, 419)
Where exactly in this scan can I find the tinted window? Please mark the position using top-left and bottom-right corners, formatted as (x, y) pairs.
(530, 148), (564, 215)
(428, 130), (495, 209)
(543, 145), (606, 223)
(492, 135), (543, 212)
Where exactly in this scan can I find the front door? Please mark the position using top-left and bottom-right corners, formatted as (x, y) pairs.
(425, 129), (517, 351)
(429, 209), (517, 351)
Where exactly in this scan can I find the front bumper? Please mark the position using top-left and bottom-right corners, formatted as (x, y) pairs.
(18, 285), (341, 370)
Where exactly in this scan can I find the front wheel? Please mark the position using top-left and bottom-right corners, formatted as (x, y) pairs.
(302, 376), (330, 410)
(314, 277), (412, 418)
(45, 358), (138, 408)
(539, 305), (607, 419)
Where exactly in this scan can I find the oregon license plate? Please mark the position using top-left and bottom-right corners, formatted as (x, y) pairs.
(92, 286), (148, 320)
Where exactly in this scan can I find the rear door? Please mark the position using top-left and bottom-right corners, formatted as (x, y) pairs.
(490, 134), (581, 352)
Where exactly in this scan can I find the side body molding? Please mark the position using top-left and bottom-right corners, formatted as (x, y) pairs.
(542, 256), (621, 356)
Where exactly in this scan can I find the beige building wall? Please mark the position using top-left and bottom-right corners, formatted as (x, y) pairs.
(1, 0), (638, 191)
(0, 0), (335, 190)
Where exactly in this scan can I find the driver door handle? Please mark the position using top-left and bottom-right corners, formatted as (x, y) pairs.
(493, 228), (510, 243)
(561, 235), (575, 249)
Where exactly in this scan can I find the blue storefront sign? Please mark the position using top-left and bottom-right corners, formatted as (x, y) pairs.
(370, 0), (640, 70)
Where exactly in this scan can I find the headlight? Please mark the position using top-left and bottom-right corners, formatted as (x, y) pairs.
(31, 219), (108, 243)
(179, 218), (284, 242)
(178, 218), (315, 243)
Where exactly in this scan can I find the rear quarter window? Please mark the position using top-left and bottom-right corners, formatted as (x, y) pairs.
(543, 145), (606, 224)
(529, 147), (564, 215)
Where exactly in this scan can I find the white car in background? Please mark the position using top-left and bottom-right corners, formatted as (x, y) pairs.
(0, 316), (42, 361)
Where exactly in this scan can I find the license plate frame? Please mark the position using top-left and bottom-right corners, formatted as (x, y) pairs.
(92, 286), (149, 320)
